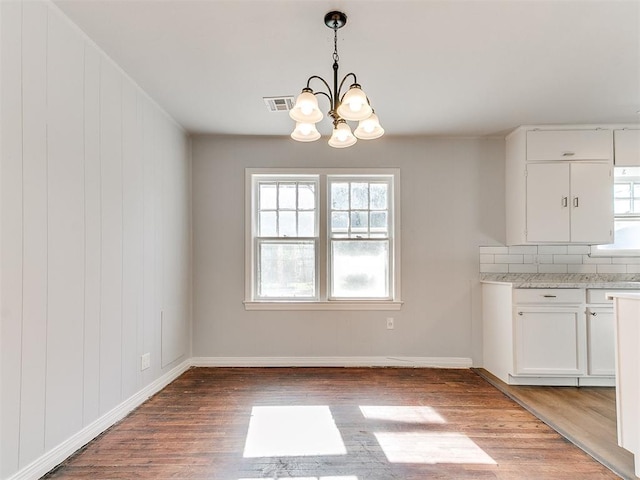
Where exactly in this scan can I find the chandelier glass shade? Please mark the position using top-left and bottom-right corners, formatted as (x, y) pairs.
(289, 11), (384, 148)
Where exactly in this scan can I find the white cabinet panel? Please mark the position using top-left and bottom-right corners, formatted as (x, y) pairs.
(20, 0), (48, 466)
(614, 129), (640, 166)
(587, 308), (615, 376)
(570, 163), (613, 243)
(526, 163), (570, 242)
(524, 161), (612, 244)
(527, 129), (611, 161)
(515, 308), (586, 376)
(513, 288), (583, 305)
(45, 6), (85, 449)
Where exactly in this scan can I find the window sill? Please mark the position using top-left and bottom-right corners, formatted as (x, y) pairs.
(243, 301), (404, 311)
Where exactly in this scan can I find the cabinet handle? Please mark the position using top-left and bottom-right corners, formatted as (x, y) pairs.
(573, 197), (579, 207)
(518, 311), (524, 316)
(562, 196), (568, 207)
(562, 151), (575, 157)
(590, 311), (597, 316)
(543, 295), (557, 298)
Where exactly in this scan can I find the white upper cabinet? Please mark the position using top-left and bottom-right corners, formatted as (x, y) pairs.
(526, 163), (570, 242)
(506, 126), (615, 245)
(525, 162), (612, 244)
(570, 162), (613, 243)
(527, 129), (611, 161)
(614, 129), (640, 166)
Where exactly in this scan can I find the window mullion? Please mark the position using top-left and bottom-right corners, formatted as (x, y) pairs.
(318, 175), (328, 301)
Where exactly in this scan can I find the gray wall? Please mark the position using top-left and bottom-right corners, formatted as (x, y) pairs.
(1, 2), (191, 478)
(191, 134), (505, 361)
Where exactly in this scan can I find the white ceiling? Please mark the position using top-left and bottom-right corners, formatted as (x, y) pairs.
(54, 0), (640, 137)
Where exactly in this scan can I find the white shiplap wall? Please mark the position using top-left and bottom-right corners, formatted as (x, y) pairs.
(0, 2), (191, 478)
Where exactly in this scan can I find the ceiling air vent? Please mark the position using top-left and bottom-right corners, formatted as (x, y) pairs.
(263, 96), (295, 112)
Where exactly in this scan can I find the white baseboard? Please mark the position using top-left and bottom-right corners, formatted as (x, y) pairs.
(190, 356), (473, 368)
(8, 359), (191, 480)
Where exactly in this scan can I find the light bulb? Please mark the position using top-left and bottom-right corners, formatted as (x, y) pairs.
(349, 100), (363, 112)
(301, 103), (314, 116)
(299, 123), (313, 135)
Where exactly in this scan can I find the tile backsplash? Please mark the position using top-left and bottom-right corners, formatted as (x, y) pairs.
(479, 245), (640, 274)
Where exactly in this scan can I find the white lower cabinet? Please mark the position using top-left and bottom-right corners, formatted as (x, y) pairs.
(481, 284), (635, 386)
(586, 307), (615, 376)
(515, 308), (586, 376)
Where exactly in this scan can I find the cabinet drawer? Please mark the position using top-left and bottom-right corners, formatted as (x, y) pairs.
(514, 288), (584, 304)
(587, 289), (612, 304)
(526, 130), (611, 161)
(614, 129), (640, 166)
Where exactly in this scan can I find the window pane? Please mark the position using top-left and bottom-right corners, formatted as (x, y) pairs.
(331, 211), (349, 233)
(634, 200), (640, 213)
(350, 183), (369, 209)
(331, 240), (389, 298)
(298, 183), (315, 210)
(634, 184), (640, 198)
(279, 211), (296, 237)
(370, 183), (388, 210)
(331, 183), (349, 210)
(279, 183), (296, 209)
(259, 242), (315, 298)
(614, 183), (631, 197)
(259, 211), (277, 237)
(596, 220), (640, 251)
(259, 183), (277, 210)
(350, 211), (368, 235)
(615, 199), (631, 214)
(298, 211), (315, 237)
(370, 211), (388, 233)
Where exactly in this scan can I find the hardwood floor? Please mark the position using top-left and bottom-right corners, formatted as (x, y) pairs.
(474, 368), (635, 480)
(42, 368), (620, 479)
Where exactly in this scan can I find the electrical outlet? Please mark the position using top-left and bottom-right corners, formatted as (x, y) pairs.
(386, 317), (394, 330)
(141, 353), (151, 371)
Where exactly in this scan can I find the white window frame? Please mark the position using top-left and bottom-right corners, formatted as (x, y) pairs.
(244, 168), (402, 311)
(590, 166), (640, 257)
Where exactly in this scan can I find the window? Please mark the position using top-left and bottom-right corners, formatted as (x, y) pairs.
(245, 169), (401, 310)
(591, 166), (640, 255)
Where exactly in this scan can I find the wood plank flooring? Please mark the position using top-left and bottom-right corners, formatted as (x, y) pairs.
(42, 368), (620, 479)
(474, 368), (635, 480)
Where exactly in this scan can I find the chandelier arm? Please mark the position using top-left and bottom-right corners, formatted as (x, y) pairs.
(337, 73), (358, 101)
(305, 75), (334, 105)
(314, 91), (333, 106)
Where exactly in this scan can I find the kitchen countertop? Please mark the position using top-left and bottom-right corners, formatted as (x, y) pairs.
(480, 273), (640, 289)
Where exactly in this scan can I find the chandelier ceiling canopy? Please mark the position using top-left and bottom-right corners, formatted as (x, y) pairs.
(289, 11), (384, 148)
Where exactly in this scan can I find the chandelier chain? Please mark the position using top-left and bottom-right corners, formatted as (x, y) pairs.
(333, 24), (339, 63)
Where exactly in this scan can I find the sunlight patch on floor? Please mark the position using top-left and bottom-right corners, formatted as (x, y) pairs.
(239, 477), (358, 480)
(374, 432), (496, 465)
(243, 406), (347, 458)
(359, 405), (446, 424)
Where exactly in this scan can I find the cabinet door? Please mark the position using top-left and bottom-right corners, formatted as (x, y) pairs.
(614, 129), (640, 166)
(587, 307), (615, 376)
(515, 308), (586, 376)
(527, 130), (611, 161)
(570, 163), (613, 243)
(526, 163), (570, 242)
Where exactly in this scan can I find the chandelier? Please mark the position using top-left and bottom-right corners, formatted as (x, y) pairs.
(290, 11), (384, 148)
